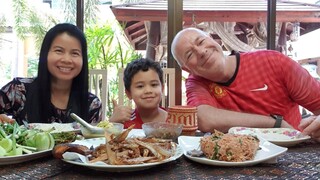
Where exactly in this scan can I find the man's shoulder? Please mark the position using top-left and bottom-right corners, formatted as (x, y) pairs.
(242, 49), (282, 56)
(186, 74), (212, 84)
(240, 50), (288, 65)
(185, 74), (214, 91)
(188, 74), (208, 81)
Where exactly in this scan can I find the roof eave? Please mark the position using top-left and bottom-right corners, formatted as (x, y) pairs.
(110, 8), (320, 23)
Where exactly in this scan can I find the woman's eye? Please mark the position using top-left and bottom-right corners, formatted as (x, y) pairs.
(72, 52), (81, 57)
(54, 49), (63, 53)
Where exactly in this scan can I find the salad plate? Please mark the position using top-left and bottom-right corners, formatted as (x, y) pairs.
(228, 127), (311, 147)
(0, 149), (52, 165)
(62, 137), (183, 172)
(178, 136), (287, 167)
(27, 123), (80, 133)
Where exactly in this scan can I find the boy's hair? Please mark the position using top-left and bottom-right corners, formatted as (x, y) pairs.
(123, 58), (164, 91)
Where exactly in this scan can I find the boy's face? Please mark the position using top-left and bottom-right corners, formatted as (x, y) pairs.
(126, 69), (163, 110)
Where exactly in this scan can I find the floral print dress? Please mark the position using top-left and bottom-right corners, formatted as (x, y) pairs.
(0, 77), (101, 124)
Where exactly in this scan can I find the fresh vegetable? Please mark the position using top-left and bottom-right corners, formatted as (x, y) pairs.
(0, 121), (55, 157)
(51, 131), (77, 144)
(0, 146), (7, 156)
(0, 138), (13, 152)
(32, 132), (55, 151)
(97, 120), (113, 128)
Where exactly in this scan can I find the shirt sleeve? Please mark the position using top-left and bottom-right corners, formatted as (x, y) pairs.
(185, 75), (218, 107)
(276, 52), (320, 112)
(88, 93), (102, 123)
(0, 78), (26, 115)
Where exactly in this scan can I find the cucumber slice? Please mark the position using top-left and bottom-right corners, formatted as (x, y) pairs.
(6, 147), (23, 156)
(0, 138), (13, 152)
(0, 146), (6, 156)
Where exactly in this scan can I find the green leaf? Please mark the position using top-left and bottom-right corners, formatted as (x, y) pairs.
(0, 125), (8, 139)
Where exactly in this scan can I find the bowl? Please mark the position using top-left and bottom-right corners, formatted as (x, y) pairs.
(80, 122), (124, 139)
(142, 122), (183, 140)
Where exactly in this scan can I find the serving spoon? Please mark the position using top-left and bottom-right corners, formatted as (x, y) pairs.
(70, 113), (104, 134)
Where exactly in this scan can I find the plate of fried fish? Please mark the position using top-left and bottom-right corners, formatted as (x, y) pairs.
(54, 127), (183, 172)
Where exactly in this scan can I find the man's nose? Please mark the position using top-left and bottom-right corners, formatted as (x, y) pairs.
(194, 46), (207, 59)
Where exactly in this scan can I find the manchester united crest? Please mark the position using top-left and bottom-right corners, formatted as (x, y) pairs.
(209, 84), (227, 98)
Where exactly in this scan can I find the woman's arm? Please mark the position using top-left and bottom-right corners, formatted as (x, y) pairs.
(0, 114), (15, 124)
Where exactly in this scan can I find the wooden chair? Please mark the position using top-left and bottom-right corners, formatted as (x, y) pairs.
(118, 68), (175, 109)
(88, 69), (108, 119)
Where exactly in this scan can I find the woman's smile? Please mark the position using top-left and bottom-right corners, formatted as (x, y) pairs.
(57, 66), (73, 73)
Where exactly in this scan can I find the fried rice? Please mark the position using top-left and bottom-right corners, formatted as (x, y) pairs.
(200, 130), (260, 162)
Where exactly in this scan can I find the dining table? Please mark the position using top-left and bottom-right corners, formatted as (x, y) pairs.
(1, 134), (320, 180)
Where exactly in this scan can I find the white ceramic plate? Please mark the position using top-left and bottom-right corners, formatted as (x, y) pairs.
(0, 149), (52, 165)
(26, 123), (80, 133)
(62, 137), (183, 172)
(178, 136), (287, 167)
(228, 127), (311, 147)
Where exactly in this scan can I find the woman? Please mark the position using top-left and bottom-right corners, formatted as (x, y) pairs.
(0, 23), (102, 124)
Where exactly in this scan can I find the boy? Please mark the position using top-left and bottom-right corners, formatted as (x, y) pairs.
(109, 58), (167, 128)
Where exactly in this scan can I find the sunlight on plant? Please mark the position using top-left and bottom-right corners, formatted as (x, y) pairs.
(6, 0), (141, 117)
(86, 20), (141, 116)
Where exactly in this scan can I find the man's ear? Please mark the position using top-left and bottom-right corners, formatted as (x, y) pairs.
(125, 89), (132, 100)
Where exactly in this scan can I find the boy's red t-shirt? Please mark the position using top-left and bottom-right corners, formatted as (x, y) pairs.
(123, 109), (143, 129)
(123, 107), (166, 129)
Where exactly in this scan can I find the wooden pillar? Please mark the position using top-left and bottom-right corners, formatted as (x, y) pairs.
(167, 0), (183, 105)
(146, 21), (160, 60)
(76, 0), (84, 31)
(267, 0), (276, 50)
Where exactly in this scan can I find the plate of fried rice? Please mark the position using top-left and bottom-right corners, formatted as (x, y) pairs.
(178, 132), (287, 166)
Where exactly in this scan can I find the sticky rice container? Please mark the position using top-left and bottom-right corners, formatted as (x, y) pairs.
(166, 105), (198, 136)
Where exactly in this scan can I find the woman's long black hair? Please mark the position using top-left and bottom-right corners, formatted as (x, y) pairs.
(26, 23), (89, 123)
